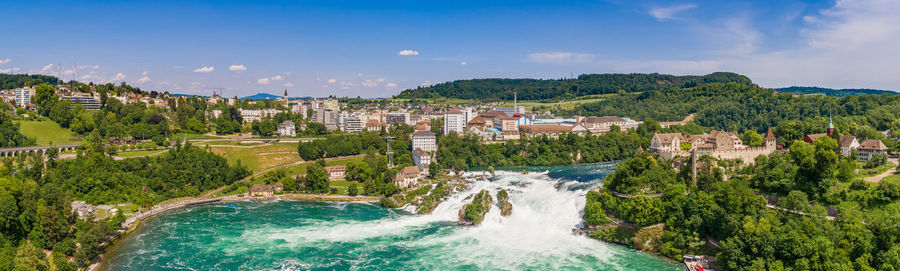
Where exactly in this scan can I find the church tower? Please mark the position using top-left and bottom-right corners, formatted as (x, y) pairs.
(827, 115), (835, 136)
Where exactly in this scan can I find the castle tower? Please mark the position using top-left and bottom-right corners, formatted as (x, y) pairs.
(827, 115), (835, 136)
(764, 128), (776, 150)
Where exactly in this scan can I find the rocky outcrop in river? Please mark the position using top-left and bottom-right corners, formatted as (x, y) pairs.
(459, 190), (493, 225)
(497, 189), (512, 216)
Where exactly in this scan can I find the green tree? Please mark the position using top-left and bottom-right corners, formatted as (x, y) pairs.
(741, 130), (764, 147)
(304, 164), (330, 193)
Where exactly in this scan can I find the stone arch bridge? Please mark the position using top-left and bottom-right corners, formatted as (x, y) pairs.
(0, 144), (80, 157)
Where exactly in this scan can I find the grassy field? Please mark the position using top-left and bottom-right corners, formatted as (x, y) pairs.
(14, 120), (80, 145)
(202, 142), (301, 172)
(116, 149), (169, 158)
(495, 97), (607, 110)
(883, 173), (900, 185)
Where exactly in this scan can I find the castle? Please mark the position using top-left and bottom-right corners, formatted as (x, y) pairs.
(650, 129), (777, 164)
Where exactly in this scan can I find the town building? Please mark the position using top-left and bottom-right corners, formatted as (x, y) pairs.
(344, 116), (363, 133)
(518, 123), (587, 138)
(385, 112), (411, 126)
(250, 184), (274, 197)
(858, 139), (888, 161)
(366, 119), (384, 132)
(412, 148), (431, 171)
(14, 87), (32, 108)
(325, 166), (346, 180)
(277, 120), (296, 137)
(494, 106), (525, 116)
(394, 166), (422, 188)
(411, 130), (437, 152)
(650, 129), (776, 163)
(240, 109), (280, 123)
(493, 115), (518, 131)
(443, 110), (466, 135)
(311, 108), (339, 130)
(839, 135), (860, 157)
(63, 96), (102, 110)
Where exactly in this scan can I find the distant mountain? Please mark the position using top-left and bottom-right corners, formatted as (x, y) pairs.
(394, 72), (752, 100)
(776, 86), (896, 97)
(241, 93), (283, 100)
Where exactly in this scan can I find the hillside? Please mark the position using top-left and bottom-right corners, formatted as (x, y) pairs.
(776, 86), (897, 97)
(0, 73), (61, 89)
(394, 72), (752, 100)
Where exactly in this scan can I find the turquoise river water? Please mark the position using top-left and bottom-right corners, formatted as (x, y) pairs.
(98, 162), (682, 270)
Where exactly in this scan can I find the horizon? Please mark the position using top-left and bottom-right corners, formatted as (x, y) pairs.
(2, 0), (899, 97)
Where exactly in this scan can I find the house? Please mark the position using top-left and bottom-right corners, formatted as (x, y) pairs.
(385, 112), (411, 125)
(839, 135), (860, 157)
(366, 119), (384, 132)
(650, 133), (686, 152)
(803, 133), (829, 144)
(273, 182), (284, 192)
(394, 166), (422, 188)
(278, 120), (296, 137)
(858, 139), (888, 161)
(412, 148), (431, 171)
(411, 130), (437, 152)
(467, 116), (487, 129)
(325, 166), (346, 180)
(581, 116), (626, 131)
(250, 184), (274, 197)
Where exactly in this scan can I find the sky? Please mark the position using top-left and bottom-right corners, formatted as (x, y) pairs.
(1, 0), (899, 97)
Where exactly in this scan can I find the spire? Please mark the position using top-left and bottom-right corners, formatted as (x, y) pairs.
(764, 128), (775, 140)
(283, 89), (288, 97)
(827, 115), (835, 136)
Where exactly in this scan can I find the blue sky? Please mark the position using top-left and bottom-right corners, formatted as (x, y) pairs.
(1, 0), (898, 97)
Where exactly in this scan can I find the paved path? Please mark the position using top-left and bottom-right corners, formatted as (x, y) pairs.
(864, 157), (899, 183)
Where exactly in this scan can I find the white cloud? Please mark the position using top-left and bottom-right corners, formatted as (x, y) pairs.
(193, 66), (214, 73)
(258, 75), (284, 84)
(283, 82), (295, 87)
(340, 81), (354, 90)
(649, 4), (697, 21)
(385, 82), (398, 88)
(460, 61), (468, 66)
(229, 64), (247, 72)
(141, 71), (149, 76)
(419, 80), (433, 87)
(397, 49), (420, 56)
(0, 67), (21, 73)
(327, 78), (337, 83)
(0, 58), (10, 65)
(41, 64), (54, 72)
(718, 0), (900, 89)
(138, 76), (151, 83)
(112, 72), (126, 81)
(78, 64), (100, 70)
(526, 52), (596, 64)
(362, 79), (380, 87)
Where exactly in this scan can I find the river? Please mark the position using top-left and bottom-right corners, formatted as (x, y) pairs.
(98, 162), (682, 270)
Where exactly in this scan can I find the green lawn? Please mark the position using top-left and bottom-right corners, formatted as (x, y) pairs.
(116, 149), (168, 158)
(205, 142), (301, 172)
(884, 173), (900, 185)
(15, 120), (80, 145)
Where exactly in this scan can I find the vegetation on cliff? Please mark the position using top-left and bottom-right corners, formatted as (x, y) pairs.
(459, 190), (493, 225)
(497, 189), (512, 216)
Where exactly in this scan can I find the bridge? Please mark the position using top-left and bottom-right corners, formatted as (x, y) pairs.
(0, 144), (81, 157)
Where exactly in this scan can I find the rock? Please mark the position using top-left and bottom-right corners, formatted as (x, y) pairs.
(458, 190), (493, 225)
(497, 189), (512, 217)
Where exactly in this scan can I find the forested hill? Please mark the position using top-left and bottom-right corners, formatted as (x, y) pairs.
(0, 73), (61, 89)
(776, 86), (897, 97)
(394, 72), (752, 100)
